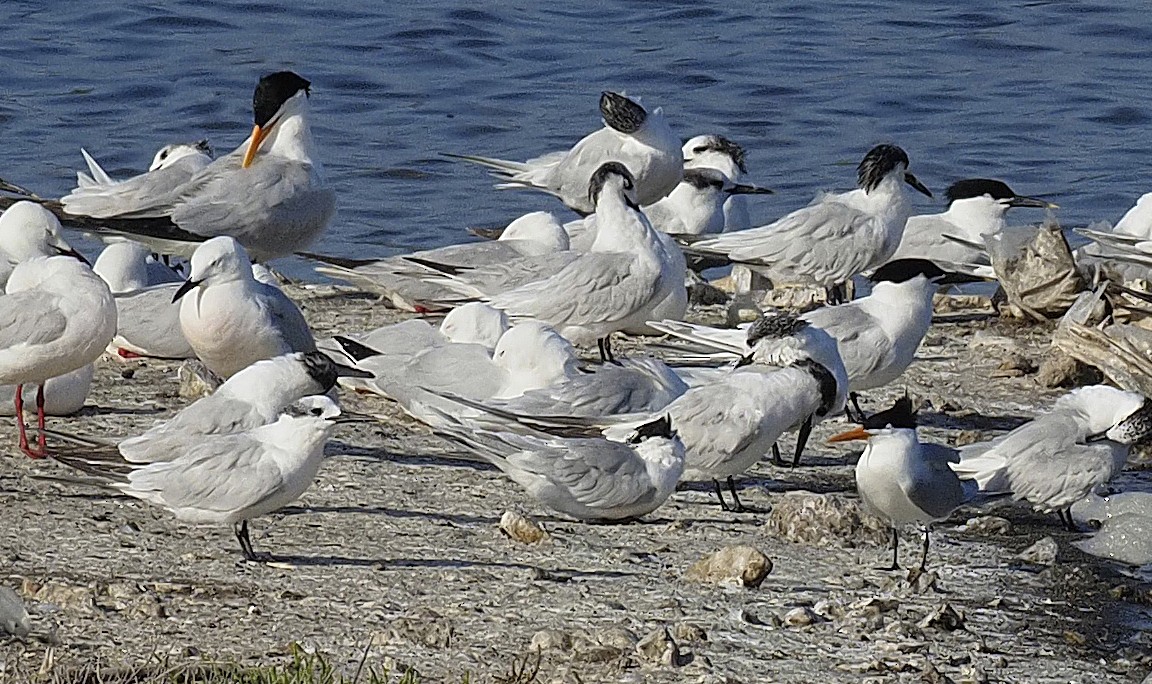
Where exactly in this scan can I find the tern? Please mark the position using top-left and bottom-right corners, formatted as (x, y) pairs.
(446, 91), (682, 214)
(952, 385), (1152, 530)
(46, 71), (334, 261)
(689, 144), (932, 301)
(829, 396), (981, 574)
(683, 134), (757, 232)
(68, 140), (213, 205)
(890, 178), (1054, 268)
(433, 412), (684, 522)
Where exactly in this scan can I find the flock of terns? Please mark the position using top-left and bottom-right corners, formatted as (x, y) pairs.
(2, 70), (1152, 575)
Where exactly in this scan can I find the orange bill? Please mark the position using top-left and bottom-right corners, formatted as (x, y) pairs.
(242, 123), (271, 168)
(827, 426), (872, 443)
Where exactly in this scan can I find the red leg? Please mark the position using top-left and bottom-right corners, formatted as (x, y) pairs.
(14, 384), (29, 454)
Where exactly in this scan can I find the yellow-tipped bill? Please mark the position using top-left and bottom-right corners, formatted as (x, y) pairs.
(242, 123), (271, 168)
(827, 426), (872, 443)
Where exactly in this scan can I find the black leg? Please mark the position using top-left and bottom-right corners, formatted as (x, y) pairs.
(792, 415), (814, 468)
(881, 527), (900, 571)
(771, 442), (785, 467)
(918, 526), (930, 573)
(711, 479), (731, 511)
(1058, 508), (1078, 532)
(726, 476), (745, 513)
(234, 520), (268, 562)
(849, 393), (865, 422)
(597, 336), (616, 363)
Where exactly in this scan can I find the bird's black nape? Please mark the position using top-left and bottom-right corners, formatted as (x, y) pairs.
(945, 178), (1016, 205)
(587, 161), (636, 207)
(687, 135), (748, 174)
(745, 311), (808, 348)
(253, 71), (311, 127)
(857, 144), (910, 192)
(863, 394), (918, 430)
(629, 414), (675, 443)
(300, 351), (341, 392)
(869, 258), (946, 284)
(600, 91), (647, 134)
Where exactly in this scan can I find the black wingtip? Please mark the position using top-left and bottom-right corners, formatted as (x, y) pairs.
(333, 336), (383, 363)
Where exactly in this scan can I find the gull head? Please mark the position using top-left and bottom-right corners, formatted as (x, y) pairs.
(439, 302), (510, 349)
(682, 134), (748, 175)
(93, 242), (152, 292)
(499, 212), (569, 252)
(858, 144), (931, 198)
(0, 201), (84, 264)
(587, 161), (637, 209)
(173, 236), (251, 301)
(600, 91), (647, 134)
(492, 321), (579, 397)
(149, 140), (213, 172)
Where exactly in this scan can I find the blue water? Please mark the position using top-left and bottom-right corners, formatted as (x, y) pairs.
(3, 1), (1152, 278)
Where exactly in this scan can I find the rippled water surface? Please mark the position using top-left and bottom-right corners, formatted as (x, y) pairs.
(3, 1), (1152, 277)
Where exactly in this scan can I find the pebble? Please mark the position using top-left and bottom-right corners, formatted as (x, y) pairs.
(636, 626), (682, 666)
(1018, 536), (1059, 565)
(782, 606), (819, 627)
(764, 491), (888, 547)
(955, 516), (1012, 535)
(685, 545), (772, 588)
(919, 603), (965, 631)
(498, 510), (549, 544)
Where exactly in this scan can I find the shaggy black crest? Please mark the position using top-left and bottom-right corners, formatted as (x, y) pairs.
(1111, 398), (1152, 445)
(587, 161), (635, 206)
(689, 135), (748, 174)
(253, 71), (311, 127)
(682, 167), (727, 191)
(794, 358), (840, 416)
(301, 351), (339, 392)
(945, 179), (1016, 205)
(628, 415), (675, 443)
(600, 92), (647, 134)
(745, 312), (808, 348)
(868, 258), (946, 284)
(857, 144), (910, 193)
(863, 394), (918, 430)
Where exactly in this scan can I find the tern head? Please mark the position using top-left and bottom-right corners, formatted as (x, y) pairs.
(173, 236), (251, 302)
(945, 178), (1056, 212)
(587, 161), (637, 209)
(243, 71), (311, 168)
(627, 415), (676, 444)
(828, 394), (918, 442)
(868, 258), (984, 287)
(498, 211), (570, 252)
(600, 91), (647, 134)
(1104, 397), (1152, 445)
(219, 350), (371, 407)
(149, 140), (214, 172)
(682, 134), (748, 175)
(0, 201), (86, 265)
(857, 144), (932, 198)
(682, 168), (772, 198)
(439, 302), (510, 349)
(1065, 386), (1152, 443)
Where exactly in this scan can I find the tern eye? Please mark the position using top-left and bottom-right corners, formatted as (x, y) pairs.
(692, 146), (707, 154)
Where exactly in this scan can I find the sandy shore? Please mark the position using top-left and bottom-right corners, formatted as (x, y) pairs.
(1, 283), (1151, 683)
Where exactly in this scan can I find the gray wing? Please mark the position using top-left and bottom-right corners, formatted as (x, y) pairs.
(802, 305), (891, 386)
(490, 253), (659, 328)
(124, 433), (285, 513)
(118, 395), (264, 463)
(113, 284), (195, 358)
(696, 200), (877, 284)
(1002, 415), (1119, 510)
(906, 443), (968, 519)
(502, 433), (659, 510)
(894, 215), (988, 265)
(258, 282), (316, 353)
(0, 291), (68, 352)
(61, 157), (209, 217)
(451, 252), (584, 296)
(498, 356), (687, 417)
